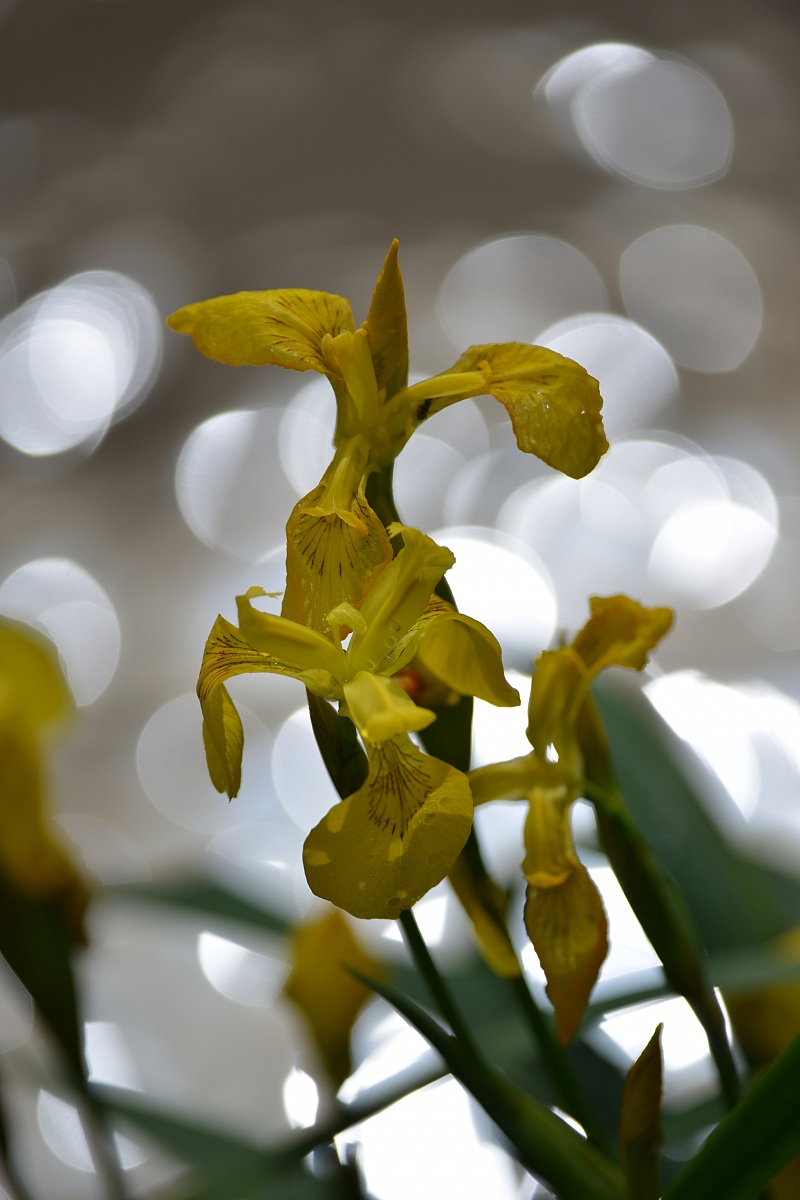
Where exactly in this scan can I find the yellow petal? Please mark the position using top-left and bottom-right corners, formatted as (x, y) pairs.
(167, 289), (355, 371)
(283, 907), (381, 1086)
(236, 589), (347, 681)
(282, 467), (393, 633)
(525, 647), (587, 764)
(448, 853), (521, 979)
(347, 526), (455, 675)
(342, 671), (436, 743)
(392, 343), (607, 479)
(303, 736), (473, 919)
(414, 610), (520, 708)
(362, 239), (409, 402)
(468, 755), (535, 806)
(0, 618), (73, 731)
(197, 612), (342, 798)
(572, 595), (673, 674)
(524, 864), (608, 1045)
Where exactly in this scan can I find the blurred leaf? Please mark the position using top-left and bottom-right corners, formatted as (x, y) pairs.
(619, 1025), (662, 1200)
(663, 1029), (800, 1200)
(593, 676), (794, 951)
(417, 692), (473, 773)
(0, 875), (83, 1079)
(353, 969), (626, 1200)
(106, 876), (292, 936)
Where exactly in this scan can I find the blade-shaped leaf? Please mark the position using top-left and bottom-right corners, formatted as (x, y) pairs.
(663, 1029), (800, 1200)
(352, 969), (625, 1200)
(306, 691), (368, 800)
(619, 1025), (662, 1200)
(105, 876), (291, 936)
(363, 239), (408, 401)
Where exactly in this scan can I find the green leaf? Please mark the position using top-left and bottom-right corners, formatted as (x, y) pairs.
(105, 876), (292, 936)
(352, 969), (625, 1200)
(306, 690), (369, 801)
(663, 1029), (800, 1200)
(0, 875), (83, 1080)
(619, 1025), (662, 1200)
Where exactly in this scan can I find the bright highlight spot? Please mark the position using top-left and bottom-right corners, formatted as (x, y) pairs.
(176, 407), (300, 560)
(0, 271), (161, 456)
(85, 1022), (142, 1091)
(437, 234), (606, 349)
(137, 693), (275, 833)
(197, 931), (287, 1007)
(36, 1091), (94, 1173)
(0, 557), (121, 705)
(282, 1066), (319, 1129)
(621, 226), (762, 372)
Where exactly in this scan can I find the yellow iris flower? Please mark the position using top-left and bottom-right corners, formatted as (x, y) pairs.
(198, 526), (519, 920)
(0, 619), (88, 940)
(470, 596), (672, 1043)
(169, 241), (608, 631)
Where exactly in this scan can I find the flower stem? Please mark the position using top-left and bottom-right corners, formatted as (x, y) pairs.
(398, 908), (479, 1057)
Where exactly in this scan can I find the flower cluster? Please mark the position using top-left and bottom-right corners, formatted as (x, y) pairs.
(170, 241), (612, 935)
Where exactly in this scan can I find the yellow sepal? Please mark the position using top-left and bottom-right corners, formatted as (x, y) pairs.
(167, 288), (355, 371)
(303, 735), (473, 919)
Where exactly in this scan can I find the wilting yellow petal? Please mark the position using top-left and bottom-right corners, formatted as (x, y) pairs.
(362, 239), (409, 402)
(572, 595), (673, 674)
(282, 468), (393, 633)
(524, 863), (608, 1045)
(201, 681), (244, 799)
(390, 342), (607, 479)
(342, 671), (436, 743)
(283, 907), (381, 1086)
(167, 288), (355, 371)
(303, 736), (472, 919)
(414, 610), (520, 708)
(448, 853), (521, 979)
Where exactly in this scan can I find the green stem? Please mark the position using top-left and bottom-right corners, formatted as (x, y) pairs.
(398, 909), (480, 1057)
(508, 973), (612, 1154)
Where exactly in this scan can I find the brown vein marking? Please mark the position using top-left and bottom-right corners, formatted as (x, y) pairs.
(366, 740), (430, 839)
(198, 626), (285, 701)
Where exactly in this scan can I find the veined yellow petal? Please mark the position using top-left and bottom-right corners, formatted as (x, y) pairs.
(303, 736), (473, 919)
(572, 595), (673, 674)
(414, 610), (520, 708)
(342, 671), (436, 743)
(282, 461), (393, 633)
(524, 863), (608, 1045)
(283, 907), (381, 1086)
(391, 343), (607, 479)
(167, 289), (355, 371)
(362, 239), (409, 402)
(201, 681), (244, 798)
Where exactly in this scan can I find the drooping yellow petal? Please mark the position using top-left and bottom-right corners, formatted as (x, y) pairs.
(362, 239), (409, 402)
(283, 907), (381, 1086)
(167, 289), (355, 371)
(572, 595), (673, 674)
(236, 589), (347, 681)
(388, 343), (607, 479)
(342, 671), (436, 743)
(524, 864), (608, 1045)
(413, 610), (520, 708)
(197, 612), (342, 798)
(303, 736), (473, 919)
(448, 853), (521, 979)
(281, 451), (393, 632)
